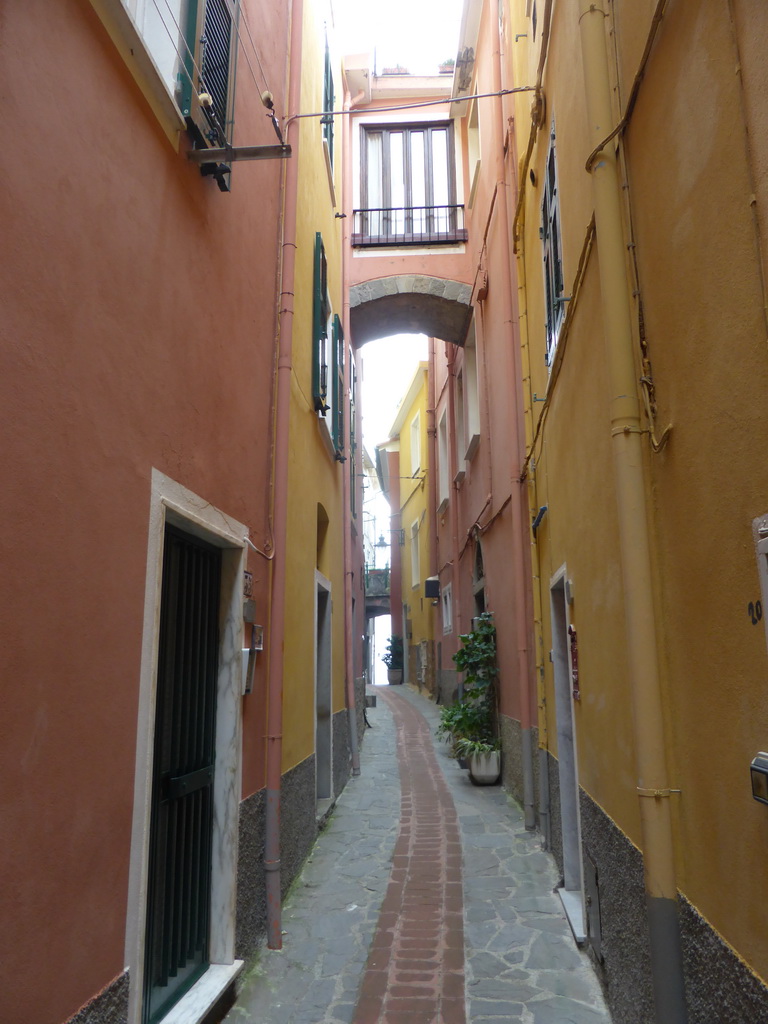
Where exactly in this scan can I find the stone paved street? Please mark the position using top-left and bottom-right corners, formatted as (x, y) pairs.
(225, 686), (613, 1024)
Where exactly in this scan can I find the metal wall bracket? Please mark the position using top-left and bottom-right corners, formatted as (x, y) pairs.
(187, 144), (292, 164)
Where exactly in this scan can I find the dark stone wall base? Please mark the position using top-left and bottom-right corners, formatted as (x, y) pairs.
(499, 714), (538, 820)
(279, 754), (318, 897)
(354, 676), (366, 755)
(437, 667), (458, 705)
(542, 756), (768, 1024)
(333, 707), (352, 796)
(236, 788), (267, 959)
(65, 971), (129, 1024)
(680, 893), (768, 1023)
(578, 780), (654, 1023)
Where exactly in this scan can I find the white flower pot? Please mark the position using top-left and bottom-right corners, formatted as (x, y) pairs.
(469, 750), (501, 785)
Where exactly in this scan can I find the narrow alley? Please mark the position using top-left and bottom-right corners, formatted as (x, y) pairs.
(6, 2), (768, 1023)
(226, 687), (611, 1024)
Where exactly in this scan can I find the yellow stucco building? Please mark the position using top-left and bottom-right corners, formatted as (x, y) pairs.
(500, 0), (768, 1020)
(382, 362), (437, 692)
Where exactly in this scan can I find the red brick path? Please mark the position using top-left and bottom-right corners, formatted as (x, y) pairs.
(352, 690), (466, 1024)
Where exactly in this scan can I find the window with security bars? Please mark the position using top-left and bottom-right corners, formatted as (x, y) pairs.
(130, 0), (238, 148)
(312, 233), (331, 415)
(144, 525), (221, 1024)
(541, 122), (565, 367)
(184, 0), (239, 151)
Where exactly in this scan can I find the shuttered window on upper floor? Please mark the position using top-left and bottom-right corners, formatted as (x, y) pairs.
(322, 40), (335, 169)
(541, 121), (565, 367)
(312, 234), (345, 461)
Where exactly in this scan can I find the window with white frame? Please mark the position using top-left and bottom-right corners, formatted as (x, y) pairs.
(128, 0), (190, 100)
(463, 321), (481, 460)
(542, 121), (565, 367)
(455, 371), (466, 472)
(410, 520), (420, 588)
(410, 413), (421, 475)
(92, 0), (239, 150)
(438, 409), (449, 509)
(467, 100), (481, 209)
(354, 122), (466, 246)
(441, 582), (453, 634)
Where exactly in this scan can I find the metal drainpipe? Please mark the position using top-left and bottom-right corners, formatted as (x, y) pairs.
(264, 0), (305, 951)
(426, 338), (439, 694)
(341, 86), (360, 775)
(577, 3), (687, 1020)
(489, 0), (536, 830)
(447, 343), (462, 648)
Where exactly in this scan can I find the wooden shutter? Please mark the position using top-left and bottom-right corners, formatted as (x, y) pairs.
(312, 233), (329, 413)
(322, 42), (335, 166)
(332, 314), (344, 455)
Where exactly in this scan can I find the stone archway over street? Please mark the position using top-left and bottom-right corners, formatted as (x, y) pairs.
(350, 275), (473, 346)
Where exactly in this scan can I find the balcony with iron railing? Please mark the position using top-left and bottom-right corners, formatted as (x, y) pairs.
(352, 205), (468, 248)
(365, 565), (390, 597)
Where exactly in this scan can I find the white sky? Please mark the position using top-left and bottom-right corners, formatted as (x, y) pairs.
(360, 334), (429, 450)
(334, 0), (464, 75)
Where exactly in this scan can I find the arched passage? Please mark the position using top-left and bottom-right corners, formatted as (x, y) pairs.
(350, 275), (473, 346)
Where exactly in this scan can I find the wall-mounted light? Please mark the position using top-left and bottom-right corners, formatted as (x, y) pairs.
(532, 505), (548, 536)
(751, 753), (768, 805)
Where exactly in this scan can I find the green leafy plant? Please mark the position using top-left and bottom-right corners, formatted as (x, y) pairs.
(382, 635), (404, 671)
(437, 613), (499, 757)
(454, 736), (501, 757)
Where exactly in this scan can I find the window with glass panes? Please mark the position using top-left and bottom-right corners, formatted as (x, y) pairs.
(359, 122), (457, 242)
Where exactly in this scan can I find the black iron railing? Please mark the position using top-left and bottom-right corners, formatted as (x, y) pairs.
(352, 205), (467, 247)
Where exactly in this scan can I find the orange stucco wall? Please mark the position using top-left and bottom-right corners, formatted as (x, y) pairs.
(0, 1), (289, 1020)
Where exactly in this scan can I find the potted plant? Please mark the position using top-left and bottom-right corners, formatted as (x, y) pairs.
(455, 737), (501, 785)
(382, 635), (404, 684)
(436, 613), (501, 784)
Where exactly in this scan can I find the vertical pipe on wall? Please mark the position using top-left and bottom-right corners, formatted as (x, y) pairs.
(341, 85), (360, 775)
(427, 337), (439, 694)
(264, 0), (305, 952)
(447, 343), (463, 645)
(577, 3), (687, 1020)
(488, 0), (536, 830)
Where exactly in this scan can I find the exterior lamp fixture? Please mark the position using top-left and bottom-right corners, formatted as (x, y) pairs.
(532, 505), (548, 536)
(750, 753), (768, 805)
(376, 534), (389, 548)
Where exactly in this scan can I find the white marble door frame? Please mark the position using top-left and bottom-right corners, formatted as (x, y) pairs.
(550, 563), (586, 943)
(125, 469), (245, 1024)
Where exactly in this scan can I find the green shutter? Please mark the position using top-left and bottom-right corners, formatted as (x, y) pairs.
(322, 43), (334, 167)
(332, 314), (344, 455)
(178, 0), (200, 117)
(312, 233), (329, 413)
